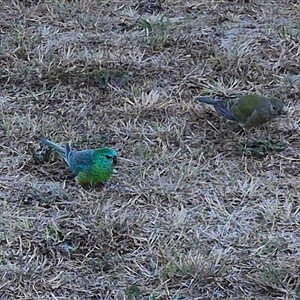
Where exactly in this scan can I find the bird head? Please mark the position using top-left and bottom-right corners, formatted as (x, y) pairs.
(99, 148), (118, 165)
(269, 97), (285, 115)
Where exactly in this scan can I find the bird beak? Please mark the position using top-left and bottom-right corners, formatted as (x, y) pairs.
(279, 108), (287, 116)
(113, 156), (117, 165)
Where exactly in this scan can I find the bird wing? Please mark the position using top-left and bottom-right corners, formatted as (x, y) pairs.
(66, 150), (95, 175)
(243, 108), (269, 129)
(214, 102), (237, 121)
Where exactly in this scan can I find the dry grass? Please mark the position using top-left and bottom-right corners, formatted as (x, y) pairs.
(1, 0), (300, 299)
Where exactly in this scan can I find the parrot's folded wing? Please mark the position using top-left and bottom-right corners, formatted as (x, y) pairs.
(66, 150), (94, 175)
(213, 102), (237, 121)
(243, 108), (270, 129)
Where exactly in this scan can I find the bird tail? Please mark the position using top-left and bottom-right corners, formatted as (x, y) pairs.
(195, 96), (237, 121)
(64, 141), (72, 163)
(38, 137), (66, 156)
(195, 96), (219, 105)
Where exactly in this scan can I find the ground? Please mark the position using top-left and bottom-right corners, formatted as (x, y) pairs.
(1, 0), (300, 299)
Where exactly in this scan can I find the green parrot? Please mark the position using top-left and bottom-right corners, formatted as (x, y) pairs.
(195, 94), (284, 129)
(38, 137), (117, 185)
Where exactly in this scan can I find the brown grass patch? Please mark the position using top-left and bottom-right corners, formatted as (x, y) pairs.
(1, 0), (300, 299)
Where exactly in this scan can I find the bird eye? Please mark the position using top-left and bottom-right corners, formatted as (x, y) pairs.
(106, 155), (112, 159)
(272, 105), (279, 111)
